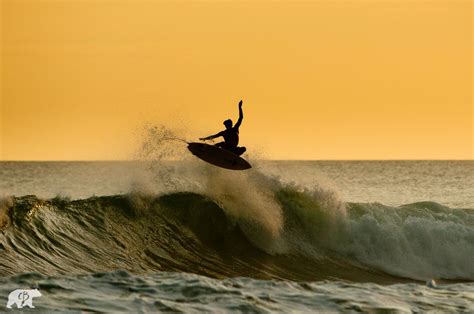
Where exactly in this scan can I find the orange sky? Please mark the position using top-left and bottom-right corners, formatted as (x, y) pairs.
(1, 0), (472, 160)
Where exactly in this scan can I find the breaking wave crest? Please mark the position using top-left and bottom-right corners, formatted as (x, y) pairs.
(1, 165), (472, 283)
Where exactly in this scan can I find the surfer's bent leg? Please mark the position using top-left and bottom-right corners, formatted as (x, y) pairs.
(216, 142), (245, 155)
(216, 142), (234, 153)
(215, 142), (227, 149)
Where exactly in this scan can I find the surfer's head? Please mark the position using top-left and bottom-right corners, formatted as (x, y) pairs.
(223, 119), (233, 129)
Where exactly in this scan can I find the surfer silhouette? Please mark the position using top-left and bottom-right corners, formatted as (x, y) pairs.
(200, 100), (246, 156)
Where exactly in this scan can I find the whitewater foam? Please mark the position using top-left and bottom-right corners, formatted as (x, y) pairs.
(335, 202), (474, 280)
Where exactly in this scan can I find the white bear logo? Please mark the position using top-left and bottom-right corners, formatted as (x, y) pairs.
(6, 289), (42, 309)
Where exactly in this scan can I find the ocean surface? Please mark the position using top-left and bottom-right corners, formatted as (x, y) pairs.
(0, 160), (473, 312)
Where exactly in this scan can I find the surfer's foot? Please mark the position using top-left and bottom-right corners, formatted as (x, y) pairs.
(235, 147), (246, 156)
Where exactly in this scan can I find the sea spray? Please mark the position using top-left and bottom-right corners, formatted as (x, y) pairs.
(203, 168), (286, 254)
(133, 124), (288, 252)
(129, 126), (474, 280)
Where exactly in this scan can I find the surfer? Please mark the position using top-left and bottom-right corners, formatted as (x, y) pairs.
(200, 100), (246, 156)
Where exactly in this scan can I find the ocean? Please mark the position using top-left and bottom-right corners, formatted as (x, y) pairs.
(0, 160), (473, 312)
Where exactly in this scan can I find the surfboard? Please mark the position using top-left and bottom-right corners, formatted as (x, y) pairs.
(187, 142), (252, 170)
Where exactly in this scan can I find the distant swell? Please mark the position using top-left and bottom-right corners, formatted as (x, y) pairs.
(1, 188), (472, 282)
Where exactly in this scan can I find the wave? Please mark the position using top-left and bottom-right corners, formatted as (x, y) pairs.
(1, 168), (472, 282)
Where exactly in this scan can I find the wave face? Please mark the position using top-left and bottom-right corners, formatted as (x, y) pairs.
(1, 169), (472, 282)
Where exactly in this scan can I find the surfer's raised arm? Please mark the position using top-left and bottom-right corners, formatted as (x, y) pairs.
(234, 100), (243, 129)
(200, 131), (224, 141)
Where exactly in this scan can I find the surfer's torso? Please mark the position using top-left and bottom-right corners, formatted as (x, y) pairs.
(222, 127), (239, 147)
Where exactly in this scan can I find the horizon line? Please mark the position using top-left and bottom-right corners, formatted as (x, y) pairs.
(1, 159), (473, 162)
